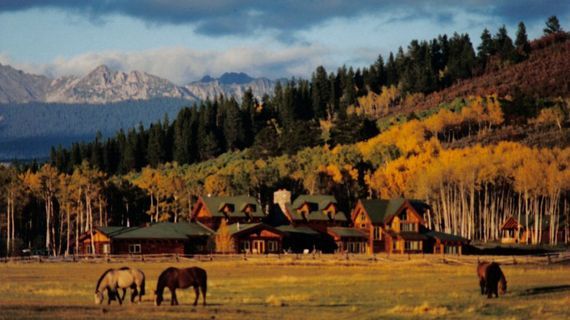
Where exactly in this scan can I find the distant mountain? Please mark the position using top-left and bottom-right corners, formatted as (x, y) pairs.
(185, 73), (276, 101)
(0, 64), (277, 104)
(44, 65), (194, 103)
(0, 64), (51, 103)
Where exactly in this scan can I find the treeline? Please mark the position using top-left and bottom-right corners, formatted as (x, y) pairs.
(48, 17), (566, 173)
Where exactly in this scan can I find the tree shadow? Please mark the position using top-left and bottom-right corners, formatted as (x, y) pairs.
(519, 285), (570, 296)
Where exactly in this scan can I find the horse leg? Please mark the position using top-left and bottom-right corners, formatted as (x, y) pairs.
(171, 288), (178, 306)
(193, 286), (199, 306)
(201, 285), (207, 306)
(479, 279), (486, 295)
(121, 288), (127, 302)
(116, 289), (124, 305)
(131, 287), (138, 303)
(107, 289), (113, 305)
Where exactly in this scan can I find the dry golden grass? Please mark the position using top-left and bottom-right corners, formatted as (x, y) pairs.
(0, 258), (568, 319)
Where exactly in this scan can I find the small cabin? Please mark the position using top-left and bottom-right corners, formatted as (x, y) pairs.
(218, 223), (284, 254)
(78, 222), (214, 255)
(500, 216), (529, 244)
(191, 195), (265, 230)
(78, 226), (131, 255)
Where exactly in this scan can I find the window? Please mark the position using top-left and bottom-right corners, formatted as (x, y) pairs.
(102, 244), (110, 254)
(404, 241), (421, 251)
(128, 244), (141, 254)
(86, 245), (93, 254)
(267, 240), (278, 252)
(240, 240), (250, 253)
(400, 223), (418, 232)
(400, 210), (407, 221)
(373, 226), (383, 240)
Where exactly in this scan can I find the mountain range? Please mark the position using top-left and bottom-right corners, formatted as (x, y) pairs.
(0, 64), (277, 104)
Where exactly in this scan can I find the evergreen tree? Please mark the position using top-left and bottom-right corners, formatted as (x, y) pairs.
(544, 15), (562, 35)
(515, 21), (531, 61)
(223, 98), (245, 151)
(385, 52), (398, 86)
(311, 66), (330, 119)
(477, 28), (495, 60)
(494, 25), (515, 61)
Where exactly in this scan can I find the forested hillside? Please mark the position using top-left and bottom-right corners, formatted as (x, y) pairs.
(1, 17), (569, 256)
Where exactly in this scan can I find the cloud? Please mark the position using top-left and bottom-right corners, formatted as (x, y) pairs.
(1, 1), (567, 39)
(0, 45), (331, 84)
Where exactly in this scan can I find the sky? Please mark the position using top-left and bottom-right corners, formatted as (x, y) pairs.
(0, 1), (568, 84)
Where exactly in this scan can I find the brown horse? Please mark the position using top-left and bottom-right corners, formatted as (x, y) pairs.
(477, 261), (507, 298)
(154, 267), (207, 306)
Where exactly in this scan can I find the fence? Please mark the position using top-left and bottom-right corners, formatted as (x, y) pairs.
(1, 251), (569, 265)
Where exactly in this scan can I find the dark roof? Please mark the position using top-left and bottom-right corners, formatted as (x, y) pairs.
(358, 198), (429, 224)
(200, 195), (265, 218)
(327, 227), (368, 238)
(287, 195), (347, 222)
(423, 230), (469, 243)
(223, 223), (284, 237)
(96, 226), (132, 237)
(397, 231), (428, 241)
(501, 216), (520, 230)
(224, 222), (264, 235)
(112, 222), (214, 240)
(276, 225), (320, 236)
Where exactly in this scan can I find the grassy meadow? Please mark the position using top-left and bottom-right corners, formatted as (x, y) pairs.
(0, 257), (568, 319)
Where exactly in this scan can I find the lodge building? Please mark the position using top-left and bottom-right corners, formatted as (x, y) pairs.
(78, 192), (469, 256)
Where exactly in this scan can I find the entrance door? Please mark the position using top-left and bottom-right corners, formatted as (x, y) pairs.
(253, 240), (265, 254)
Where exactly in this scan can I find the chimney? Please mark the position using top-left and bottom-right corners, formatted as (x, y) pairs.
(273, 189), (291, 214)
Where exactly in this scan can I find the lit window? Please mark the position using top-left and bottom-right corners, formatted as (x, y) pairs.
(128, 244), (141, 254)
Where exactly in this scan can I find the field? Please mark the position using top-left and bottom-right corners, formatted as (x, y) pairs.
(0, 256), (569, 319)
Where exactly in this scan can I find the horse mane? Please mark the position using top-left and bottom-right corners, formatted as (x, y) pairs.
(119, 266), (130, 270)
(95, 268), (115, 292)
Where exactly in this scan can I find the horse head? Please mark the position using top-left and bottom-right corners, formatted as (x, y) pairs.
(153, 289), (163, 306)
(499, 277), (507, 294)
(94, 290), (104, 305)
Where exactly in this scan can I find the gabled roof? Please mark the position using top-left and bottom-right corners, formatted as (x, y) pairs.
(96, 226), (133, 237)
(276, 225), (320, 236)
(292, 195), (337, 210)
(356, 198), (428, 224)
(327, 227), (368, 239)
(422, 230), (469, 243)
(222, 223), (284, 237)
(286, 195), (347, 222)
(112, 222), (214, 240)
(199, 195), (265, 218)
(501, 216), (518, 230)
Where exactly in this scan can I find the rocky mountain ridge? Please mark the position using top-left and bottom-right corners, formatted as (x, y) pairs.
(0, 64), (276, 104)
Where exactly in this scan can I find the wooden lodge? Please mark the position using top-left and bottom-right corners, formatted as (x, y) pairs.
(352, 198), (469, 254)
(220, 223), (284, 254)
(78, 222), (214, 255)
(191, 195), (265, 230)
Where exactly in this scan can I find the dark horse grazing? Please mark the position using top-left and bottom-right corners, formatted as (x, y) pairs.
(477, 261), (507, 298)
(154, 267), (207, 306)
(95, 267), (146, 305)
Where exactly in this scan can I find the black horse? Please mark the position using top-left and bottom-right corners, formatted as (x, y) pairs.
(154, 267), (207, 306)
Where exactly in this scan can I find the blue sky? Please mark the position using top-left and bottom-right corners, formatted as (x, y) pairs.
(0, 1), (567, 84)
